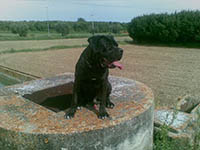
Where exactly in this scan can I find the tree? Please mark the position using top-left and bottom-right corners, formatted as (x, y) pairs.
(128, 10), (200, 43)
(10, 22), (29, 37)
(110, 23), (123, 34)
(73, 18), (89, 33)
(55, 22), (70, 36)
(77, 18), (86, 22)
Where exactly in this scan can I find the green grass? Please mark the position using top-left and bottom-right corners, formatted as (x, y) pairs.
(154, 112), (200, 150)
(0, 31), (128, 41)
(0, 37), (131, 54)
(0, 72), (20, 86)
(154, 125), (193, 150)
(0, 44), (88, 55)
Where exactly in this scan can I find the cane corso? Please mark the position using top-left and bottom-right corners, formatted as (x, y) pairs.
(65, 35), (123, 119)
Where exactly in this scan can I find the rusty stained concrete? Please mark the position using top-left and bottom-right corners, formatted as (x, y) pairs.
(0, 96), (150, 134)
(0, 74), (153, 135)
(0, 73), (154, 150)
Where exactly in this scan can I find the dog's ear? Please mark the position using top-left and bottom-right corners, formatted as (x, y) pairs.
(88, 36), (101, 51)
(105, 35), (118, 46)
(88, 35), (118, 52)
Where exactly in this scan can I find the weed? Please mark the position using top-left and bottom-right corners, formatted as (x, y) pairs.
(192, 109), (200, 150)
(154, 108), (200, 150)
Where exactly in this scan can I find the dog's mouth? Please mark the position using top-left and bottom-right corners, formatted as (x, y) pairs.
(108, 61), (123, 70)
(102, 58), (123, 70)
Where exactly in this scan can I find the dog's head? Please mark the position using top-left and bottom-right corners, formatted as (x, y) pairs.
(88, 35), (123, 69)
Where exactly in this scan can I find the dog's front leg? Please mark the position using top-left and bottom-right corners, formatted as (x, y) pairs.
(98, 83), (110, 119)
(106, 81), (115, 108)
(65, 83), (78, 119)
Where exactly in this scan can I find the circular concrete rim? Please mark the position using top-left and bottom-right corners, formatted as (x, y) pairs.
(0, 73), (154, 135)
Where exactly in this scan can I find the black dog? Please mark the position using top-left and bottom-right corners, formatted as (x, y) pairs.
(65, 35), (123, 119)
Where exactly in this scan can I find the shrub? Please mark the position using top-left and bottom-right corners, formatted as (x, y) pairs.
(10, 22), (29, 37)
(55, 23), (70, 36)
(153, 125), (193, 150)
(128, 10), (200, 43)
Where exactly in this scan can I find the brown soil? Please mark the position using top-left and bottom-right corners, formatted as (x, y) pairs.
(0, 43), (200, 107)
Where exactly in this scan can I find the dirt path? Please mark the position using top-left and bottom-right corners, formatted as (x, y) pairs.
(0, 44), (200, 107)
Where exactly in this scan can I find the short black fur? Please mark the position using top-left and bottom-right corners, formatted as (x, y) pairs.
(65, 35), (123, 119)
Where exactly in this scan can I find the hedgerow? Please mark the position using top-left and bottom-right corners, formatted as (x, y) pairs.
(128, 10), (200, 43)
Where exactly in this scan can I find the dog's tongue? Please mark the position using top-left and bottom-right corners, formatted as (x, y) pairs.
(112, 61), (123, 70)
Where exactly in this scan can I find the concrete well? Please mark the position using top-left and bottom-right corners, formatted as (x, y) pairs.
(0, 73), (154, 150)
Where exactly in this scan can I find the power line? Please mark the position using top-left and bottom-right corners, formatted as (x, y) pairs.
(71, 2), (133, 8)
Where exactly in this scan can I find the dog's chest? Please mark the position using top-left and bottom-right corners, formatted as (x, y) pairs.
(81, 76), (104, 90)
(86, 77), (103, 85)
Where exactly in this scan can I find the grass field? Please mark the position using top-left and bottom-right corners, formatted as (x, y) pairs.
(0, 37), (200, 107)
(0, 31), (87, 41)
(0, 36), (131, 53)
(0, 31), (128, 41)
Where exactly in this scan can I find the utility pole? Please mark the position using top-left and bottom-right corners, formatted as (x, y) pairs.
(91, 14), (95, 35)
(46, 7), (50, 37)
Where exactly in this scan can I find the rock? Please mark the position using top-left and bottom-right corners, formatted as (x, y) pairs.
(177, 95), (200, 113)
(154, 103), (200, 148)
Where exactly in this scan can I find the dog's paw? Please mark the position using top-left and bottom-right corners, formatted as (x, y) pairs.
(98, 111), (110, 119)
(106, 101), (115, 109)
(65, 113), (74, 119)
(65, 109), (76, 119)
(77, 106), (81, 110)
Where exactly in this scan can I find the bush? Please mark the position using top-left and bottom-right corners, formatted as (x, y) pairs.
(153, 125), (193, 150)
(110, 23), (123, 34)
(128, 10), (200, 43)
(10, 22), (29, 37)
(55, 23), (70, 36)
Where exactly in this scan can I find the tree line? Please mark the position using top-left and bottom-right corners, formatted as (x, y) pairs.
(128, 10), (200, 43)
(0, 18), (127, 37)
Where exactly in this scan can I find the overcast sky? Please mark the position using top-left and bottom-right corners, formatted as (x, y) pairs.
(0, 0), (200, 22)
